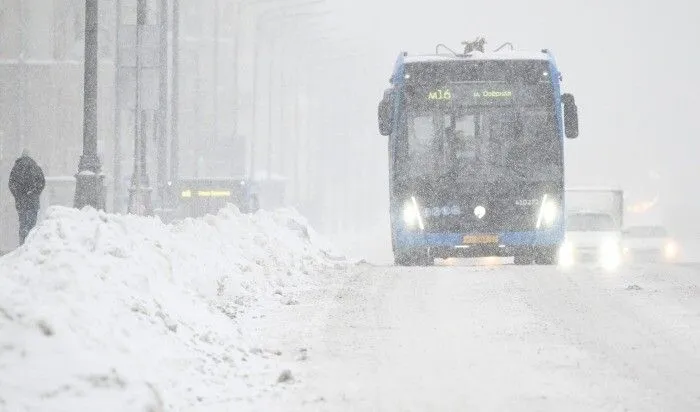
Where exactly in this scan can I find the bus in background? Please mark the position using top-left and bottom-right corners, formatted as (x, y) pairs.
(160, 177), (260, 222)
(377, 39), (579, 266)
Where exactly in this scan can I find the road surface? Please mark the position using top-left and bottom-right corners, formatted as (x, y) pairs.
(229, 259), (700, 411)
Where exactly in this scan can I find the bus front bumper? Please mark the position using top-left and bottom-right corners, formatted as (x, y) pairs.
(395, 229), (564, 258)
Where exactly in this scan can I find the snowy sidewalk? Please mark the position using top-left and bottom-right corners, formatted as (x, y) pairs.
(0, 205), (353, 411)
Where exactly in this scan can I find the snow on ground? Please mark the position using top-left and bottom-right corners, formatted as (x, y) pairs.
(327, 224), (394, 266)
(243, 260), (700, 411)
(0, 205), (351, 411)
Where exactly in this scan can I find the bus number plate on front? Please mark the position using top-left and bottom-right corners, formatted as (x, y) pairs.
(462, 234), (498, 244)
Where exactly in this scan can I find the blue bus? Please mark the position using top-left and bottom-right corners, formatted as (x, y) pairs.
(377, 41), (579, 266)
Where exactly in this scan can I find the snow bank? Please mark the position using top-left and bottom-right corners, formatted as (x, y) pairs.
(0, 205), (347, 411)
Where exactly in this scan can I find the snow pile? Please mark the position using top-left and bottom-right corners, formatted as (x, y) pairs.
(0, 205), (347, 411)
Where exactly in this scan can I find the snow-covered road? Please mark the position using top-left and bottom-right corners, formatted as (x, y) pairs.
(247, 260), (700, 411)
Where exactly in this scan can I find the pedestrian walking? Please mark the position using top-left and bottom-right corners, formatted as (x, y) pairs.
(8, 149), (45, 245)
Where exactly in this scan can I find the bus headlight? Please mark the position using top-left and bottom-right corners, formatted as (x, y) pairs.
(402, 196), (424, 230)
(542, 201), (558, 225)
(536, 195), (559, 228)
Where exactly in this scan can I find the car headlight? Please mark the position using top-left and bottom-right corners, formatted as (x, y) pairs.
(664, 240), (679, 260)
(402, 196), (424, 230)
(536, 194), (559, 228)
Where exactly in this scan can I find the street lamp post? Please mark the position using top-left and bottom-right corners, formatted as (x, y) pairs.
(127, 0), (153, 215)
(171, 0), (180, 184)
(249, 38), (261, 180)
(157, 0), (169, 208)
(213, 0), (220, 159)
(266, 53), (274, 180)
(74, 0), (105, 210)
(113, 0), (123, 212)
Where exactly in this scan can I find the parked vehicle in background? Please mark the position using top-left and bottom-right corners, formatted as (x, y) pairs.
(560, 187), (624, 270)
(560, 211), (623, 270)
(167, 177), (260, 221)
(623, 225), (680, 263)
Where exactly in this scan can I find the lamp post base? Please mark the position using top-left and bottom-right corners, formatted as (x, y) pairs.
(128, 185), (153, 216)
(74, 171), (106, 210)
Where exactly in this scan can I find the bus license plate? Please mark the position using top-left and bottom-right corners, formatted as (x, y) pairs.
(462, 234), (498, 244)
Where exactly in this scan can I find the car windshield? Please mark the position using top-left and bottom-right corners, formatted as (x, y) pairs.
(567, 213), (616, 231)
(406, 106), (561, 182)
(624, 226), (668, 238)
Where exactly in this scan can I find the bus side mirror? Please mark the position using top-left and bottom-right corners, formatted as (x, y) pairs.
(378, 88), (394, 136)
(562, 93), (579, 139)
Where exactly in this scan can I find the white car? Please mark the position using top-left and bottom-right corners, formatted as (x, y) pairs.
(559, 211), (623, 270)
(622, 225), (680, 263)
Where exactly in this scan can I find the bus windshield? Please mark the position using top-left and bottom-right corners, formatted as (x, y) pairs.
(405, 105), (561, 182)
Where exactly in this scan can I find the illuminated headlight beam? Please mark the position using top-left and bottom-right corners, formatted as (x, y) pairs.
(402, 196), (425, 231)
(412, 196), (425, 230)
(664, 241), (679, 260)
(536, 194), (558, 229)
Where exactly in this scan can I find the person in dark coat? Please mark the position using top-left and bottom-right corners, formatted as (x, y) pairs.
(8, 149), (45, 245)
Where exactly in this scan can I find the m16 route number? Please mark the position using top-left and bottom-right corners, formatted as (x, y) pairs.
(427, 89), (451, 100)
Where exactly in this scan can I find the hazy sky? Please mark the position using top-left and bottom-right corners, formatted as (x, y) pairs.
(321, 0), (699, 229)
